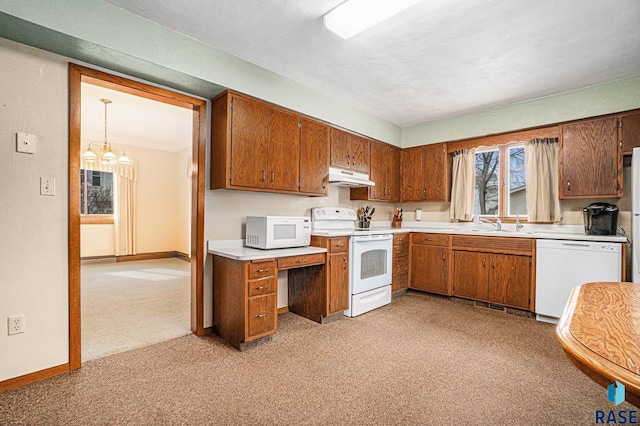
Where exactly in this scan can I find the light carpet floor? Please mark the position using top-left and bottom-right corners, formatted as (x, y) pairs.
(2, 291), (634, 425)
(81, 258), (191, 361)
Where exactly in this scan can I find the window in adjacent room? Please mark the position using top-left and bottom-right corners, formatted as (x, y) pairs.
(80, 169), (114, 224)
(474, 144), (527, 219)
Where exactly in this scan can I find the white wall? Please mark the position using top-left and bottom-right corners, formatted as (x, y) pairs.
(0, 38), (69, 381)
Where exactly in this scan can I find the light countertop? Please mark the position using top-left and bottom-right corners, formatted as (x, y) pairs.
(208, 240), (327, 261)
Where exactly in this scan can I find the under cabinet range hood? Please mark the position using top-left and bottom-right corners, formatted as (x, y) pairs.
(328, 167), (375, 187)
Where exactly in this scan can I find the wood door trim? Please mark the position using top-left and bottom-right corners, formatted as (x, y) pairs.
(68, 63), (207, 371)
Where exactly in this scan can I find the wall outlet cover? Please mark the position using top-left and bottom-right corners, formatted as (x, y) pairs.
(16, 132), (37, 154)
(8, 315), (25, 335)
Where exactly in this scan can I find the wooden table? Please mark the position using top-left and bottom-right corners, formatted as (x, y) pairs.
(556, 282), (640, 407)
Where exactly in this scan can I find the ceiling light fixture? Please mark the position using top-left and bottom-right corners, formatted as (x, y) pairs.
(82, 98), (133, 165)
(323, 0), (423, 40)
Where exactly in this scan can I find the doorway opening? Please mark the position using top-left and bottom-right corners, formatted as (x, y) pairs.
(69, 64), (207, 369)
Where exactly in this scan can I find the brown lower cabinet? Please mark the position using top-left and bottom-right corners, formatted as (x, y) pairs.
(451, 235), (534, 311)
(311, 236), (350, 315)
(409, 233), (451, 295)
(392, 233), (409, 292)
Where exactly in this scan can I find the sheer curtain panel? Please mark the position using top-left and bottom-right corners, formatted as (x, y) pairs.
(450, 148), (476, 221)
(525, 138), (561, 222)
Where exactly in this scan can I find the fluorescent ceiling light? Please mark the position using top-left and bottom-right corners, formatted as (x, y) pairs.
(324, 0), (423, 39)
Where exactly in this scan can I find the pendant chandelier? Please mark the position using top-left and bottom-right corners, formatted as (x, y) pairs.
(82, 98), (132, 165)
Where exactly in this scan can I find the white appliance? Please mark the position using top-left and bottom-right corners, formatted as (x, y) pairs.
(633, 147), (640, 282)
(347, 234), (393, 317)
(328, 167), (375, 187)
(311, 207), (393, 317)
(535, 239), (622, 323)
(245, 216), (311, 249)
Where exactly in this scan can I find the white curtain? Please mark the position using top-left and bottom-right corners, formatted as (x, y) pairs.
(81, 159), (138, 255)
(449, 148), (476, 221)
(525, 138), (561, 223)
(115, 163), (138, 256)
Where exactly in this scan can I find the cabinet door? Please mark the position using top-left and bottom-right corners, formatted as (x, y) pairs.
(560, 117), (621, 198)
(452, 250), (488, 301)
(401, 147), (424, 202)
(350, 134), (370, 174)
(488, 254), (531, 309)
(369, 141), (387, 200)
(410, 245), (450, 295)
(330, 128), (351, 169)
(424, 143), (449, 202)
(268, 109), (300, 191)
(300, 118), (330, 195)
(230, 96), (269, 188)
(329, 253), (350, 314)
(387, 145), (401, 202)
(621, 113), (640, 155)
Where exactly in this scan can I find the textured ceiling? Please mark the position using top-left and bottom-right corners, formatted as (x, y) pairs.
(102, 0), (640, 128)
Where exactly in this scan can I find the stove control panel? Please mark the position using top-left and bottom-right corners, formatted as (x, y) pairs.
(312, 207), (357, 221)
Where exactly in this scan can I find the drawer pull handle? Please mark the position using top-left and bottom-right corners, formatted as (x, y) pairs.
(255, 285), (270, 290)
(296, 258), (307, 263)
(255, 312), (270, 318)
(256, 268), (270, 273)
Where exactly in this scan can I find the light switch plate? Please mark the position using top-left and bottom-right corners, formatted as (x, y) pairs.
(16, 132), (37, 154)
(40, 177), (55, 196)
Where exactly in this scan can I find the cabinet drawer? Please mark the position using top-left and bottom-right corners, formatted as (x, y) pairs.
(248, 276), (277, 297)
(248, 294), (277, 338)
(277, 252), (325, 269)
(249, 261), (276, 280)
(393, 233), (409, 246)
(392, 272), (408, 292)
(393, 244), (409, 258)
(393, 256), (409, 275)
(411, 233), (450, 247)
(330, 237), (349, 253)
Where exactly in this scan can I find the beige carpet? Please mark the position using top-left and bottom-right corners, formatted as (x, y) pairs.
(81, 258), (191, 361)
(1, 291), (634, 425)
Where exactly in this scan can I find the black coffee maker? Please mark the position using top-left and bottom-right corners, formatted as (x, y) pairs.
(582, 202), (618, 235)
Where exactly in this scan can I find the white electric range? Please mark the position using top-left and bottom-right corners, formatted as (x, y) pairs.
(311, 207), (393, 317)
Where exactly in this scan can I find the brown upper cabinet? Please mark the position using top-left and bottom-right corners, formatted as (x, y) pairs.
(401, 143), (449, 202)
(300, 118), (330, 196)
(211, 91), (329, 196)
(350, 140), (400, 202)
(559, 116), (622, 199)
(621, 112), (640, 155)
(330, 128), (370, 174)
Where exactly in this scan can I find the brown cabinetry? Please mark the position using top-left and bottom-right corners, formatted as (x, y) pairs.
(310, 236), (350, 315)
(330, 128), (370, 174)
(213, 257), (278, 349)
(451, 235), (533, 311)
(211, 91), (329, 196)
(621, 112), (640, 155)
(559, 117), (622, 198)
(392, 233), (409, 293)
(409, 233), (451, 295)
(299, 118), (330, 195)
(351, 140), (400, 202)
(401, 143), (449, 202)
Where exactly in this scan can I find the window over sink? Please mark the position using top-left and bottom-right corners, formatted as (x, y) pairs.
(474, 144), (527, 219)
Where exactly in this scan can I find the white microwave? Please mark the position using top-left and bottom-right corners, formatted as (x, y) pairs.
(245, 216), (311, 249)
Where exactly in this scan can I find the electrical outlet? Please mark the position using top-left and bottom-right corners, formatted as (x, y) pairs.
(8, 315), (25, 335)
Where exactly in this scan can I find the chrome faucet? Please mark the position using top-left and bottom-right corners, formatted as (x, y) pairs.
(478, 217), (502, 231)
(515, 213), (524, 232)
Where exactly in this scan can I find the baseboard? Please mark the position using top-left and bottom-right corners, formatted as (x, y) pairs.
(81, 251), (190, 264)
(277, 307), (289, 315)
(0, 363), (69, 393)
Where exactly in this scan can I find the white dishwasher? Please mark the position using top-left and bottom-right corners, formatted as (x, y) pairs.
(535, 239), (622, 323)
